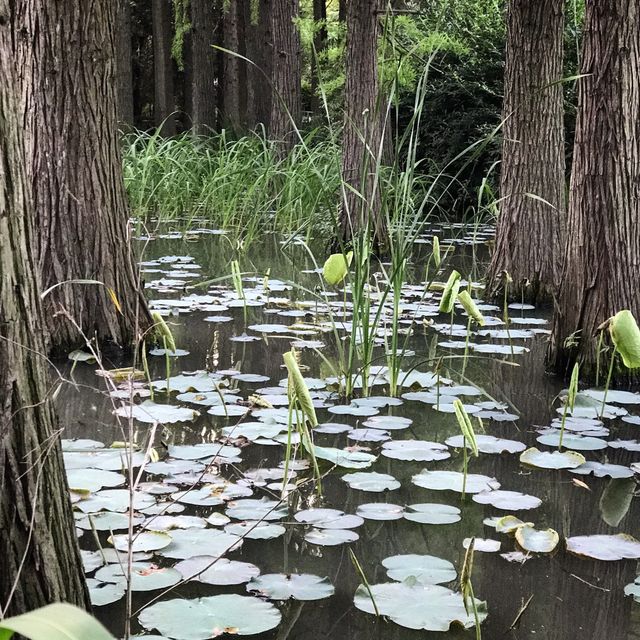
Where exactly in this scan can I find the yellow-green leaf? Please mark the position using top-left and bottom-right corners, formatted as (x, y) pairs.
(151, 311), (177, 353)
(609, 310), (640, 369)
(283, 349), (318, 427)
(453, 399), (478, 456)
(438, 270), (461, 313)
(322, 252), (353, 285)
(457, 290), (485, 326)
(432, 236), (441, 268)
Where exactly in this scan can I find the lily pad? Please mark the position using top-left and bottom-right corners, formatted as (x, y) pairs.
(114, 401), (198, 424)
(473, 490), (542, 511)
(138, 595), (282, 639)
(382, 554), (456, 585)
(294, 508), (363, 529)
(412, 470), (500, 494)
(570, 461), (634, 479)
(311, 445), (377, 469)
(226, 498), (288, 521)
(87, 579), (125, 606)
(95, 562), (182, 591)
(341, 472), (400, 492)
(515, 525), (559, 553)
(520, 448), (586, 470)
(224, 521), (286, 540)
(381, 440), (450, 462)
(353, 582), (486, 631)
(158, 528), (242, 560)
(404, 503), (461, 525)
(175, 556), (260, 585)
(536, 432), (607, 451)
(304, 527), (359, 546)
(247, 573), (334, 601)
(566, 533), (640, 560)
(108, 531), (172, 553)
(445, 434), (525, 454)
(356, 503), (405, 520)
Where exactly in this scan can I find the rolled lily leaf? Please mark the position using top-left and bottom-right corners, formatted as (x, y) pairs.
(432, 236), (441, 268)
(151, 311), (177, 352)
(322, 251), (353, 286)
(439, 270), (461, 314)
(567, 362), (579, 409)
(453, 399), (478, 456)
(457, 290), (485, 326)
(609, 310), (640, 369)
(283, 349), (318, 427)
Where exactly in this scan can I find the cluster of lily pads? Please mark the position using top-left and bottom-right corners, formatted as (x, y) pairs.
(63, 232), (640, 639)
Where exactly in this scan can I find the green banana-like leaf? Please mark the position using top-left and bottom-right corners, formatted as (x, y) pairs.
(567, 362), (579, 410)
(438, 270), (461, 314)
(453, 399), (478, 456)
(457, 290), (485, 326)
(432, 236), (441, 268)
(0, 604), (115, 640)
(151, 311), (177, 352)
(609, 310), (640, 369)
(283, 349), (318, 427)
(322, 251), (354, 285)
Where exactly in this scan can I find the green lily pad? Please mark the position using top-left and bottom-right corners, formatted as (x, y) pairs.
(115, 401), (199, 424)
(356, 503), (405, 520)
(175, 556), (260, 585)
(158, 528), (243, 560)
(294, 508), (363, 529)
(76, 511), (143, 531)
(67, 468), (125, 492)
(341, 472), (400, 492)
(304, 528), (359, 546)
(247, 573), (334, 601)
(515, 525), (559, 553)
(412, 470), (500, 494)
(87, 578), (126, 606)
(382, 554), (456, 585)
(494, 515), (530, 533)
(311, 445), (377, 469)
(571, 461), (633, 479)
(353, 582), (486, 631)
(404, 503), (461, 525)
(108, 531), (172, 553)
(624, 576), (640, 602)
(445, 434), (525, 454)
(536, 432), (607, 451)
(473, 490), (542, 511)
(381, 440), (450, 462)
(226, 498), (288, 521)
(520, 448), (586, 470)
(95, 562), (182, 591)
(566, 533), (640, 560)
(138, 595), (282, 639)
(224, 521), (286, 540)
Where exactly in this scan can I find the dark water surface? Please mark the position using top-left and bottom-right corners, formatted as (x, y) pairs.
(56, 227), (640, 640)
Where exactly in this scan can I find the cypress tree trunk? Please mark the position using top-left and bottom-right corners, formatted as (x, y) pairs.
(252, 0), (273, 130)
(548, 0), (640, 382)
(15, 0), (151, 353)
(116, 0), (134, 128)
(191, 0), (219, 134)
(152, 0), (176, 135)
(311, 0), (327, 116)
(222, 0), (242, 132)
(0, 1), (90, 614)
(269, 0), (301, 152)
(485, 0), (565, 303)
(340, 0), (385, 243)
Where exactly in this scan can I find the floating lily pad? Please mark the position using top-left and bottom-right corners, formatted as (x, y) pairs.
(108, 531), (172, 553)
(347, 428), (391, 442)
(341, 472), (400, 492)
(412, 470), (500, 494)
(138, 595), (282, 639)
(353, 582), (486, 631)
(247, 574), (334, 601)
(76, 489), (155, 514)
(382, 554), (456, 585)
(445, 434), (525, 455)
(158, 528), (242, 560)
(311, 445), (377, 469)
(583, 389), (640, 404)
(115, 401), (198, 424)
(81, 549), (105, 574)
(362, 415), (412, 431)
(473, 490), (542, 511)
(494, 515), (530, 534)
(404, 503), (461, 525)
(520, 448), (586, 470)
(294, 508), (363, 529)
(536, 432), (607, 451)
(76, 511), (143, 531)
(624, 576), (640, 602)
(143, 515), (208, 530)
(224, 521), (286, 540)
(87, 578), (125, 606)
(381, 440), (450, 462)
(463, 538), (501, 552)
(356, 503), (405, 520)
(304, 528), (359, 546)
(96, 562), (182, 591)
(566, 534), (640, 560)
(226, 498), (288, 521)
(175, 556), (260, 585)
(570, 461), (634, 479)
(515, 526), (559, 553)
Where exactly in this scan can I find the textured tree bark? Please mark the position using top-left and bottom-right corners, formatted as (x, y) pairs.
(269, 0), (301, 153)
(14, 0), (151, 353)
(250, 0), (273, 130)
(340, 0), (385, 243)
(116, 0), (134, 128)
(548, 0), (640, 382)
(310, 0), (327, 116)
(222, 0), (242, 132)
(152, 0), (176, 135)
(485, 0), (565, 303)
(0, 1), (90, 614)
(191, 0), (219, 133)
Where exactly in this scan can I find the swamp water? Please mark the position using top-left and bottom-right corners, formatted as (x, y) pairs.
(57, 225), (640, 640)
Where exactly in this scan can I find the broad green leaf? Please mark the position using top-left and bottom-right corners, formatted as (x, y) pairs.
(457, 290), (485, 326)
(432, 236), (441, 268)
(609, 310), (640, 368)
(453, 399), (478, 456)
(151, 311), (177, 352)
(322, 251), (353, 285)
(0, 603), (115, 640)
(438, 270), (461, 313)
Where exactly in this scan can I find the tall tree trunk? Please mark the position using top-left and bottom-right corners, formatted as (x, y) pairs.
(116, 0), (134, 128)
(0, 2), (90, 614)
(152, 0), (176, 135)
(191, 0), (219, 133)
(338, 0), (346, 22)
(269, 0), (301, 152)
(15, 0), (151, 353)
(310, 0), (327, 116)
(548, 0), (640, 382)
(485, 0), (565, 303)
(249, 0), (273, 131)
(340, 0), (385, 243)
(222, 0), (241, 132)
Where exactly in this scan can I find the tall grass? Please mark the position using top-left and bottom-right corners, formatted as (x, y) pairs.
(123, 128), (342, 239)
